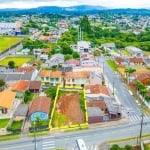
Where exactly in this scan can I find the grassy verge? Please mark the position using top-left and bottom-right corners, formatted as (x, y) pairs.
(0, 119), (9, 128)
(0, 134), (20, 141)
(106, 60), (118, 71)
(29, 130), (49, 137)
(109, 134), (150, 144)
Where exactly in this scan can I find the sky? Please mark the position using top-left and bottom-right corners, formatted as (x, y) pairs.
(0, 0), (150, 9)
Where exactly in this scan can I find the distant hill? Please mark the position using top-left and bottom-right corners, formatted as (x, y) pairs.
(0, 5), (150, 15)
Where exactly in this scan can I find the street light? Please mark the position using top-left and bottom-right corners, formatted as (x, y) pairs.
(34, 121), (37, 150)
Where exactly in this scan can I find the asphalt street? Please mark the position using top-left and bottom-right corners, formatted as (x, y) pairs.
(0, 122), (150, 150)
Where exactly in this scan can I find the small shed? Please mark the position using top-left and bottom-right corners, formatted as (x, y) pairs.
(29, 81), (41, 93)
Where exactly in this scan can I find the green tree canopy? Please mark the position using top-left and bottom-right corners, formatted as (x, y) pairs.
(8, 61), (15, 69)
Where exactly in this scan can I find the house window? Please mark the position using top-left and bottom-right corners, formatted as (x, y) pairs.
(55, 78), (59, 82)
(41, 77), (44, 81)
(46, 77), (49, 81)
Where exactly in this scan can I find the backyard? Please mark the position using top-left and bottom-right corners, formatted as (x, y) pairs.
(52, 92), (85, 127)
(0, 119), (9, 128)
(0, 36), (23, 52)
(0, 56), (32, 67)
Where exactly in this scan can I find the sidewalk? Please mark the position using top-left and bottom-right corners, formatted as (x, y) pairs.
(88, 117), (129, 129)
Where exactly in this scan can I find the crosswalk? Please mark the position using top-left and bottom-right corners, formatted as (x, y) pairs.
(72, 144), (98, 150)
(87, 145), (98, 150)
(128, 114), (150, 122)
(42, 140), (55, 150)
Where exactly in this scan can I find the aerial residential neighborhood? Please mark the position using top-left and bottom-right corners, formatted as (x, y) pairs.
(0, 1), (150, 150)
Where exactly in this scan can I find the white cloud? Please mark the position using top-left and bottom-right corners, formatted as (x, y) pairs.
(0, 0), (150, 8)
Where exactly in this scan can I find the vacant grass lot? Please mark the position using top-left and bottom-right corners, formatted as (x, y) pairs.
(106, 59), (118, 71)
(144, 143), (150, 150)
(0, 36), (23, 52)
(0, 56), (31, 67)
(118, 67), (150, 77)
(0, 119), (9, 128)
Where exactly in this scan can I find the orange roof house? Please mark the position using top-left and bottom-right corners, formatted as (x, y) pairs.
(0, 90), (16, 109)
(39, 70), (62, 78)
(85, 84), (110, 97)
(11, 80), (30, 92)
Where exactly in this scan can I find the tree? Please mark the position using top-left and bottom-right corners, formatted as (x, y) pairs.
(124, 67), (136, 83)
(8, 61), (15, 68)
(72, 51), (80, 59)
(45, 87), (57, 100)
(0, 79), (5, 91)
(24, 90), (32, 103)
(110, 144), (120, 150)
(64, 54), (73, 61)
(60, 42), (73, 55)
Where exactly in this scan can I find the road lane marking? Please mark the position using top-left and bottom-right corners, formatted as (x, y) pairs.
(0, 143), (33, 150)
(42, 136), (54, 139)
(43, 141), (55, 144)
(43, 146), (55, 150)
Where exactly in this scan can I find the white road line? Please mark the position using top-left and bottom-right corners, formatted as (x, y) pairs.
(43, 146), (55, 150)
(43, 141), (55, 144)
(42, 136), (54, 139)
(43, 143), (55, 147)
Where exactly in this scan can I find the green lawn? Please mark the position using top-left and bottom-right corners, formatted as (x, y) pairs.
(0, 119), (9, 128)
(0, 37), (23, 52)
(0, 134), (20, 141)
(106, 59), (118, 71)
(144, 144), (150, 150)
(0, 56), (32, 67)
(7, 120), (23, 130)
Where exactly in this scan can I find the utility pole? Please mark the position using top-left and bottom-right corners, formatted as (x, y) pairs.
(34, 121), (37, 150)
(112, 79), (114, 95)
(139, 113), (144, 144)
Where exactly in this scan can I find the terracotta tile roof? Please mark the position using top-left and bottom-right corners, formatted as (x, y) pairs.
(28, 96), (51, 116)
(39, 70), (62, 78)
(11, 80), (30, 92)
(65, 71), (90, 78)
(133, 72), (150, 82)
(129, 57), (144, 63)
(0, 90), (16, 108)
(42, 48), (51, 53)
(29, 81), (41, 90)
(85, 84), (110, 96)
(16, 66), (36, 72)
(65, 59), (80, 66)
(115, 57), (125, 64)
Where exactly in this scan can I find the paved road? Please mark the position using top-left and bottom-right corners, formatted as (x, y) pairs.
(98, 56), (150, 124)
(0, 122), (150, 150)
(0, 43), (23, 59)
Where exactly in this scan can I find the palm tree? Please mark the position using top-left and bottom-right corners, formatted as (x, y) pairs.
(124, 67), (136, 83)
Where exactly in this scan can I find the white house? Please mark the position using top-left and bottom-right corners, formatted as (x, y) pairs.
(33, 48), (42, 57)
(125, 46), (143, 57)
(40, 54), (48, 61)
(77, 41), (91, 53)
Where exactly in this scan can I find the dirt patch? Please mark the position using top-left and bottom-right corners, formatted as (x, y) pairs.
(56, 93), (84, 125)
